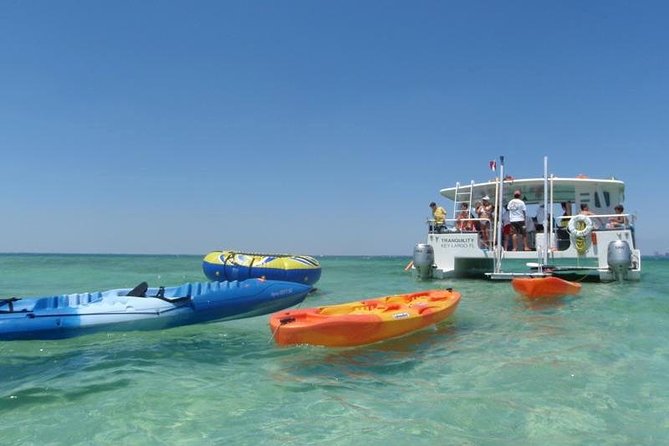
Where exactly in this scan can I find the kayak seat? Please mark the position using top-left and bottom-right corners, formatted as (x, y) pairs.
(383, 304), (402, 312)
(418, 306), (436, 315)
(152, 286), (192, 305)
(0, 297), (21, 313)
(126, 282), (149, 297)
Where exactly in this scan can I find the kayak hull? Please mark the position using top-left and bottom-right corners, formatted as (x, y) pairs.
(270, 289), (461, 347)
(0, 279), (311, 340)
(511, 276), (582, 299)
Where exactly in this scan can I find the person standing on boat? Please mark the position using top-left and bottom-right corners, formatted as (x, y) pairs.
(456, 203), (474, 231)
(476, 196), (494, 248)
(501, 204), (512, 250)
(429, 202), (447, 233)
(535, 204), (545, 232)
(507, 190), (530, 251)
(525, 210), (536, 250)
(559, 202), (573, 227)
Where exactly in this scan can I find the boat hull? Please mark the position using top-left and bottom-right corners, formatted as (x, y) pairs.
(0, 279), (311, 340)
(269, 289), (461, 347)
(511, 276), (581, 299)
(203, 251), (321, 285)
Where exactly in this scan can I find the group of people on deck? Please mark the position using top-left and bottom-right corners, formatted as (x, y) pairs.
(430, 192), (629, 250)
(453, 196), (494, 245)
(559, 202), (628, 230)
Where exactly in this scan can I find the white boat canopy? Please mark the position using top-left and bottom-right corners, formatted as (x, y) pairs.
(440, 177), (625, 206)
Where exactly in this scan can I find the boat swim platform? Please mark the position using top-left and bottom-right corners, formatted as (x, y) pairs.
(485, 272), (550, 281)
(486, 264), (603, 281)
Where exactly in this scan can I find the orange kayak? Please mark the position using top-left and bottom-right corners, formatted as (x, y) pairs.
(269, 289), (461, 347)
(511, 276), (582, 299)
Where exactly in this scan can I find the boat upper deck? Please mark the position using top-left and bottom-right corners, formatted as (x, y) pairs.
(440, 177), (625, 206)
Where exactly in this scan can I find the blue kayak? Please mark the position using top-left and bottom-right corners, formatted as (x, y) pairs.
(0, 279), (311, 340)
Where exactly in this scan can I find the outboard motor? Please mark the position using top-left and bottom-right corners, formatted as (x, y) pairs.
(413, 243), (434, 280)
(607, 239), (632, 281)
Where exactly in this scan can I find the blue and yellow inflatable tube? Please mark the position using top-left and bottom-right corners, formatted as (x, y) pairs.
(203, 250), (322, 285)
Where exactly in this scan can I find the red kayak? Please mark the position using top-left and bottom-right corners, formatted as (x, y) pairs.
(511, 276), (581, 299)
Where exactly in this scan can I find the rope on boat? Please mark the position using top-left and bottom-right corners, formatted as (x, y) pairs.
(219, 250), (320, 266)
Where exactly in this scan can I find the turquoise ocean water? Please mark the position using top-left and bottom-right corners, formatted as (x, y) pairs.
(0, 254), (666, 445)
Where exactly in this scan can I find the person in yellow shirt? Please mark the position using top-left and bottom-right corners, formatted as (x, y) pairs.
(429, 202), (447, 232)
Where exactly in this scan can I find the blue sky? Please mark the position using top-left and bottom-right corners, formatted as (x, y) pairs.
(1, 1), (667, 255)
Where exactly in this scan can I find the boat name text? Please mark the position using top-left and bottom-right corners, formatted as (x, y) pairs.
(440, 237), (477, 249)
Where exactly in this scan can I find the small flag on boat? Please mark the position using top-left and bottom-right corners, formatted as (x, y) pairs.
(489, 160), (497, 171)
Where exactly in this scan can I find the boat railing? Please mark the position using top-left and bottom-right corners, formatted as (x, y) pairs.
(554, 213), (633, 231)
(598, 212), (634, 230)
(426, 218), (492, 234)
(426, 218), (451, 233)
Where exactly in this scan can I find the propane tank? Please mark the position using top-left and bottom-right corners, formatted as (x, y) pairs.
(607, 239), (632, 281)
(413, 243), (434, 280)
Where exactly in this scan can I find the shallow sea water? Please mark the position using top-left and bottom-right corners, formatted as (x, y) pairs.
(0, 254), (667, 445)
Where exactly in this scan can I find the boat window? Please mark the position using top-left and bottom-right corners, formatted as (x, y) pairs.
(603, 191), (610, 207)
(594, 192), (601, 208)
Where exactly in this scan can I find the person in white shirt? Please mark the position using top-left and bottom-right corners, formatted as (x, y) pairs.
(501, 205), (511, 250)
(507, 190), (530, 251)
(476, 196), (494, 248)
(525, 211), (536, 250)
(535, 204), (545, 232)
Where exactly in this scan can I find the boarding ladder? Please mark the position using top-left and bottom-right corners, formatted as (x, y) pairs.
(452, 181), (474, 219)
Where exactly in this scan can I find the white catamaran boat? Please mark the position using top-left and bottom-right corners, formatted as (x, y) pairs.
(412, 157), (641, 282)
